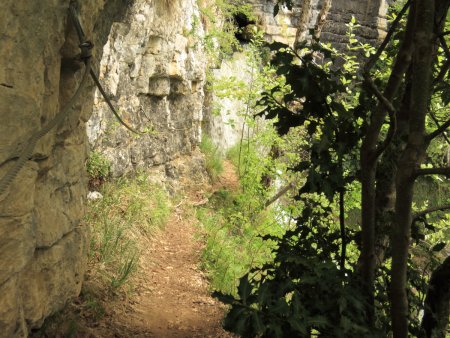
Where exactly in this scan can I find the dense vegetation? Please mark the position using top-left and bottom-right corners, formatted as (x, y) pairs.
(200, 1), (450, 337)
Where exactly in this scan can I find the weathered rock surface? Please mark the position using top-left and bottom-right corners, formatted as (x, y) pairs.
(250, 0), (388, 46)
(205, 0), (388, 155)
(87, 0), (389, 166)
(0, 1), (129, 336)
(87, 0), (207, 178)
(202, 51), (255, 156)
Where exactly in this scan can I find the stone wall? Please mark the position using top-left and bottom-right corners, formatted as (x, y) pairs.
(87, 0), (207, 178)
(321, 0), (388, 48)
(0, 1), (130, 336)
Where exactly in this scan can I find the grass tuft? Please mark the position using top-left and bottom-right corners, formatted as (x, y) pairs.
(86, 173), (171, 290)
(199, 135), (224, 181)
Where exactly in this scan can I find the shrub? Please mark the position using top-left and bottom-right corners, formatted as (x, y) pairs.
(86, 151), (111, 189)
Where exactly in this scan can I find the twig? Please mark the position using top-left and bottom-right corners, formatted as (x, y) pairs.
(426, 117), (450, 141)
(429, 111), (450, 144)
(364, 76), (398, 157)
(413, 203), (450, 222)
(414, 167), (450, 178)
(264, 180), (296, 208)
(363, 0), (411, 74)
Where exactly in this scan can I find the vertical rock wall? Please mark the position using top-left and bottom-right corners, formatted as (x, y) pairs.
(0, 1), (130, 336)
(87, 0), (389, 166)
(202, 51), (255, 156)
(250, 0), (388, 46)
(321, 0), (389, 48)
(87, 0), (207, 178)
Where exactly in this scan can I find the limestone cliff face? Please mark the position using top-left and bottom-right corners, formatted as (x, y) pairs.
(87, 0), (389, 168)
(251, 0), (388, 46)
(87, 0), (207, 178)
(0, 1), (129, 336)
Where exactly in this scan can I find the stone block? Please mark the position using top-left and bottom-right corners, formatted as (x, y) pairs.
(0, 276), (27, 338)
(0, 215), (35, 285)
(21, 227), (88, 328)
(148, 76), (171, 97)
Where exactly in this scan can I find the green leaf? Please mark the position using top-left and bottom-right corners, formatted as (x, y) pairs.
(272, 298), (289, 315)
(432, 242), (446, 252)
(212, 291), (235, 305)
(287, 317), (308, 335)
(224, 307), (249, 335)
(307, 315), (329, 328)
(238, 274), (252, 304)
(251, 312), (265, 334)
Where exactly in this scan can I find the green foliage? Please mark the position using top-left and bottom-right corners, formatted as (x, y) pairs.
(215, 16), (384, 337)
(199, 135), (224, 181)
(86, 174), (171, 290)
(86, 151), (111, 181)
(196, 177), (285, 296)
(214, 7), (450, 337)
(197, 0), (257, 64)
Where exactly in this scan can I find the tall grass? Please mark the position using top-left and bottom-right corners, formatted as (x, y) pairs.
(196, 188), (285, 296)
(86, 173), (171, 290)
(199, 135), (224, 181)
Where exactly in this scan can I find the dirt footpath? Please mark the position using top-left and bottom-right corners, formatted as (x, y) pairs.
(122, 205), (231, 338)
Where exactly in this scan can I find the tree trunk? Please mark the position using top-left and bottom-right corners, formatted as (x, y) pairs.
(420, 256), (450, 338)
(294, 0), (312, 49)
(358, 4), (416, 324)
(391, 1), (435, 336)
(373, 75), (412, 268)
(313, 0), (332, 40)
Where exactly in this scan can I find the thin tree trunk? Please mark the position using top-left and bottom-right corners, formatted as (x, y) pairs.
(339, 189), (346, 271)
(294, 0), (312, 49)
(391, 1), (435, 336)
(313, 0), (332, 40)
(420, 256), (450, 338)
(359, 5), (416, 323)
(373, 69), (412, 270)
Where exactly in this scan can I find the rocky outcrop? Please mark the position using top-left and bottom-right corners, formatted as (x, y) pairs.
(251, 0), (388, 47)
(202, 51), (255, 156)
(87, 0), (207, 178)
(0, 1), (130, 336)
(87, 0), (389, 168)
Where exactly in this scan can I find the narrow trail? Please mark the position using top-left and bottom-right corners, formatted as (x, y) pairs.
(100, 161), (238, 337)
(33, 161), (239, 337)
(123, 208), (230, 337)
(120, 161), (238, 337)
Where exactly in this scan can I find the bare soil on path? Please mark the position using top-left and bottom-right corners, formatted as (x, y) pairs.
(121, 206), (231, 338)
